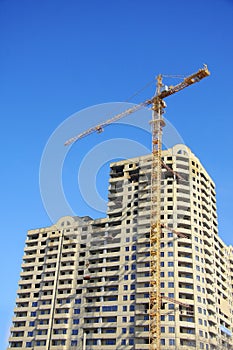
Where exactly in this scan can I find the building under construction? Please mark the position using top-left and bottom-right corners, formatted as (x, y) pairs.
(8, 144), (233, 350)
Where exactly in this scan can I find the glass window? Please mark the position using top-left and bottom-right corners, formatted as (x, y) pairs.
(103, 305), (117, 312)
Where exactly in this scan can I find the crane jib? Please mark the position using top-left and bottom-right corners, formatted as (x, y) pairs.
(64, 66), (210, 146)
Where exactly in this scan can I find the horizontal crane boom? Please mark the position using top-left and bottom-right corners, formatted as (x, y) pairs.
(64, 65), (210, 146)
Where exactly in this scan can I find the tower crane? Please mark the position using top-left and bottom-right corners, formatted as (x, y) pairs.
(65, 65), (210, 349)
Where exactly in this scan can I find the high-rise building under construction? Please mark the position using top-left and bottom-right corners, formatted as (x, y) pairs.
(8, 144), (233, 349)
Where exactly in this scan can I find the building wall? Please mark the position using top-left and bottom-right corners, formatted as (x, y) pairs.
(8, 145), (233, 349)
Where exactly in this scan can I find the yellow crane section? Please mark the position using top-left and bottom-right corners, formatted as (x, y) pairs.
(65, 65), (210, 350)
(65, 65), (210, 146)
(148, 65), (209, 350)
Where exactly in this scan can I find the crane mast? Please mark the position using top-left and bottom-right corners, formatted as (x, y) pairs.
(64, 65), (210, 350)
(149, 75), (165, 350)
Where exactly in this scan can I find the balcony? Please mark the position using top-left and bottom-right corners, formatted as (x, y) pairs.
(208, 314), (217, 323)
(177, 245), (192, 253)
(178, 257), (193, 265)
(203, 244), (212, 256)
(205, 265), (214, 275)
(206, 284), (215, 294)
(136, 297), (149, 304)
(205, 256), (214, 265)
(135, 319), (148, 327)
(178, 287), (194, 296)
(178, 275), (194, 283)
(134, 331), (148, 338)
(178, 265), (193, 274)
(136, 276), (148, 283)
(209, 325), (217, 334)
(207, 294), (215, 304)
(209, 338), (218, 346)
(203, 229), (212, 239)
(179, 320), (195, 328)
(135, 344), (149, 350)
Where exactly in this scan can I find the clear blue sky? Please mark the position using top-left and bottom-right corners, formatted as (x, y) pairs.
(1, 0), (233, 347)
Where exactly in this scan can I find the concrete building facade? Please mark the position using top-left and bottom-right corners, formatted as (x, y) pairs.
(8, 144), (233, 349)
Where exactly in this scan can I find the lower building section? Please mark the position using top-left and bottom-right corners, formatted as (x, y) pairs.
(8, 146), (233, 349)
